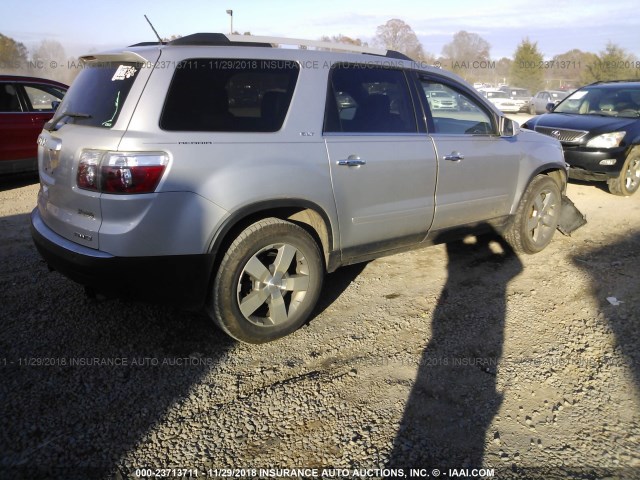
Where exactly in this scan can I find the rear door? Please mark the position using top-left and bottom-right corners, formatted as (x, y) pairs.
(0, 81), (34, 167)
(324, 65), (437, 260)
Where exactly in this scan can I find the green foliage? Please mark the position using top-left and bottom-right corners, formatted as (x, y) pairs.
(510, 38), (544, 92)
(0, 33), (28, 70)
(546, 49), (598, 90)
(582, 42), (639, 83)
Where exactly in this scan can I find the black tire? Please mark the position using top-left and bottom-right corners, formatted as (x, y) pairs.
(208, 218), (324, 344)
(607, 151), (640, 196)
(504, 175), (561, 254)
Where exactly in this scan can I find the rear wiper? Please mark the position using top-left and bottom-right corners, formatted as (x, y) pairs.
(45, 111), (92, 132)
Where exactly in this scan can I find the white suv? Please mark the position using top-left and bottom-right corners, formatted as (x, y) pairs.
(31, 33), (576, 343)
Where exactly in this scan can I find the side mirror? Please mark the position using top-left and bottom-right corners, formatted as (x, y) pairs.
(545, 102), (555, 113)
(499, 117), (519, 137)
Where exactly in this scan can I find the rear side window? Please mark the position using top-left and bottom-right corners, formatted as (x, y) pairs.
(0, 83), (22, 112)
(160, 59), (300, 132)
(24, 84), (66, 111)
(57, 62), (141, 128)
(324, 65), (417, 134)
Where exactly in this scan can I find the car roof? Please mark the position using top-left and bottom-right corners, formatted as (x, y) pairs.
(81, 32), (470, 87)
(586, 81), (640, 89)
(0, 75), (68, 89)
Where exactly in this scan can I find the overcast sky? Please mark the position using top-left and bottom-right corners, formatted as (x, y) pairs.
(3, 0), (639, 60)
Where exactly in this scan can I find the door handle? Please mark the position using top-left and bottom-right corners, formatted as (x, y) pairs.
(443, 151), (465, 162)
(338, 155), (366, 167)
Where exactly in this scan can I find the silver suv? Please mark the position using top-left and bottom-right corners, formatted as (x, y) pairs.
(31, 33), (573, 343)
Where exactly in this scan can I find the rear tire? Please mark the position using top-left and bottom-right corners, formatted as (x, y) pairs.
(504, 175), (561, 254)
(208, 218), (324, 344)
(607, 151), (640, 196)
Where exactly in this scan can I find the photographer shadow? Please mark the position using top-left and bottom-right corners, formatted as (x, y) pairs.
(388, 227), (523, 469)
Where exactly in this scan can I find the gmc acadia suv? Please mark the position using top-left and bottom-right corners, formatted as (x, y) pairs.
(31, 33), (572, 343)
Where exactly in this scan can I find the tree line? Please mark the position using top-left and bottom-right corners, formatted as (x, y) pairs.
(1, 19), (638, 92)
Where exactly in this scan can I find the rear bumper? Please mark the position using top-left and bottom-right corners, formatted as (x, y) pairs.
(30, 208), (214, 310)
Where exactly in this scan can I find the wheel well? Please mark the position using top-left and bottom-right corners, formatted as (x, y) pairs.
(212, 206), (333, 273)
(538, 168), (567, 193)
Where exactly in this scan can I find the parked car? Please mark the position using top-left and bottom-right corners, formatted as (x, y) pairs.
(529, 90), (570, 114)
(523, 81), (640, 196)
(424, 89), (458, 110)
(31, 33), (579, 344)
(478, 89), (520, 113)
(500, 86), (532, 112)
(0, 75), (67, 175)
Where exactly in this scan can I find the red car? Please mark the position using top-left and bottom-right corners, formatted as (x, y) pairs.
(0, 75), (67, 174)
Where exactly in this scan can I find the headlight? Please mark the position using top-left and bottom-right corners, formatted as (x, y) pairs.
(586, 131), (626, 148)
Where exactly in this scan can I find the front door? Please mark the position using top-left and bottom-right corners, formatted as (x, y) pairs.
(417, 76), (520, 231)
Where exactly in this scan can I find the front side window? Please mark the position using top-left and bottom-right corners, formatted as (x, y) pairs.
(419, 79), (493, 135)
(161, 59), (300, 132)
(324, 65), (417, 134)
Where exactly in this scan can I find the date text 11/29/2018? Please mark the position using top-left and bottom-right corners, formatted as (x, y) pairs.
(133, 467), (496, 478)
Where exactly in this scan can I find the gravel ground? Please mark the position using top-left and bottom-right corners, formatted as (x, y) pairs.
(0, 174), (639, 480)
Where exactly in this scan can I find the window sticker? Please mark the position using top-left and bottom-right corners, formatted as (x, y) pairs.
(112, 65), (137, 81)
(567, 90), (587, 100)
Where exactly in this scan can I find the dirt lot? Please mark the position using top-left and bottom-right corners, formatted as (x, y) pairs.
(0, 174), (639, 479)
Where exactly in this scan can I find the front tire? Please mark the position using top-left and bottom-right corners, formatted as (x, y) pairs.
(607, 151), (640, 196)
(504, 175), (561, 254)
(209, 218), (324, 344)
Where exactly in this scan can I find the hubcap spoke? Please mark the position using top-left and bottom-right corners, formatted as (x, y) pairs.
(273, 244), (297, 275)
(239, 287), (270, 318)
(243, 256), (270, 281)
(268, 292), (288, 324)
(282, 274), (310, 292)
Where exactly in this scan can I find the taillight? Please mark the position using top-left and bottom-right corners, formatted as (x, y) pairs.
(77, 151), (168, 194)
(77, 150), (101, 191)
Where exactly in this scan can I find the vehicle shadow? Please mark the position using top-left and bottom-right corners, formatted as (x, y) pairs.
(571, 231), (640, 404)
(387, 228), (523, 469)
(0, 212), (235, 479)
(568, 177), (609, 194)
(0, 172), (39, 192)
(312, 263), (368, 318)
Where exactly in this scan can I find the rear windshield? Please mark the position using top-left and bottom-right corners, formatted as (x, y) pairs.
(160, 59), (300, 132)
(57, 62), (141, 128)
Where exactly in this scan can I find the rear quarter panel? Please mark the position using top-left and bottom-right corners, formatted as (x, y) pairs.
(119, 48), (340, 255)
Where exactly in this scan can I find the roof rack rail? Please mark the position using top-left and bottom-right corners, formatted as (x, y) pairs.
(163, 33), (415, 60)
(169, 33), (271, 48)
